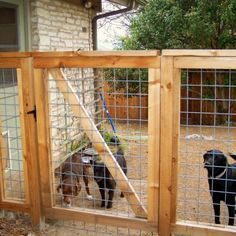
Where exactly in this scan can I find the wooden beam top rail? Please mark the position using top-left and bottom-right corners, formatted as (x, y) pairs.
(34, 56), (160, 69)
(32, 50), (160, 57)
(0, 58), (22, 68)
(0, 52), (31, 58)
(162, 49), (236, 57)
(174, 56), (236, 69)
(0, 50), (159, 58)
(1, 50), (236, 58)
(0, 51), (161, 69)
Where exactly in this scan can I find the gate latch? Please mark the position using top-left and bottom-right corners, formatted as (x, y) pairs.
(27, 106), (37, 121)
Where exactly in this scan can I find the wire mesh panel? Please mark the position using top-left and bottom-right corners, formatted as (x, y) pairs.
(44, 220), (156, 236)
(177, 68), (236, 226)
(0, 68), (25, 201)
(47, 67), (149, 219)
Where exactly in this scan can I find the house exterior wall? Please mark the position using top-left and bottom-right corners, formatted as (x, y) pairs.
(30, 0), (94, 51)
(29, 0), (98, 164)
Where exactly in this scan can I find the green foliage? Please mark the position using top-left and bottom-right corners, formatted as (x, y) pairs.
(102, 130), (115, 144)
(114, 0), (236, 99)
(99, 128), (127, 151)
(120, 0), (236, 50)
(69, 135), (90, 153)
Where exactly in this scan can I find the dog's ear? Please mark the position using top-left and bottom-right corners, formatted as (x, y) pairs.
(205, 150), (226, 159)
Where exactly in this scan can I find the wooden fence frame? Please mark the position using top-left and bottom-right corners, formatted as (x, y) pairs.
(159, 50), (236, 236)
(33, 50), (161, 231)
(0, 50), (236, 235)
(0, 54), (42, 225)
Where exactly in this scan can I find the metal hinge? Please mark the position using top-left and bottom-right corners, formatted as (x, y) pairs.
(27, 106), (37, 121)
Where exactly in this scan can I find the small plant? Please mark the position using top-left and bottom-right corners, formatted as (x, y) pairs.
(99, 129), (127, 152)
(69, 135), (90, 153)
(102, 130), (114, 144)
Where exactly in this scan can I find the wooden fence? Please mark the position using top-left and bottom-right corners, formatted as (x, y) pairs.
(104, 94), (148, 120)
(0, 50), (236, 236)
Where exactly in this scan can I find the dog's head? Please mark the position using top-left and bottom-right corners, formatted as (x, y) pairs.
(203, 149), (228, 178)
(57, 175), (81, 207)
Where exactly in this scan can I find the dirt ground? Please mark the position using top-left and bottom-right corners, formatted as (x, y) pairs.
(0, 213), (40, 236)
(53, 121), (149, 219)
(177, 126), (236, 225)
(1, 122), (236, 235)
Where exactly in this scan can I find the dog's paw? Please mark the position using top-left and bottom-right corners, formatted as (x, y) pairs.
(86, 194), (93, 200)
(107, 203), (113, 209)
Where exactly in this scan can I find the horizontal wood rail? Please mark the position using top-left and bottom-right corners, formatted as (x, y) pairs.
(0, 201), (31, 213)
(174, 56), (236, 69)
(34, 56), (160, 69)
(0, 58), (22, 68)
(0, 50), (161, 69)
(45, 207), (157, 231)
(32, 50), (160, 57)
(172, 221), (236, 236)
(162, 49), (236, 57)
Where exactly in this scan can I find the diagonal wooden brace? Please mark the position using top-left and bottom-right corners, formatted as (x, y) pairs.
(49, 68), (147, 218)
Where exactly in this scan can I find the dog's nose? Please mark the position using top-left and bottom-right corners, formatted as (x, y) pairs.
(63, 196), (71, 205)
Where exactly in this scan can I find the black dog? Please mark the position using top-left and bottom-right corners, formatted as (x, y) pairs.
(91, 147), (127, 209)
(203, 149), (236, 225)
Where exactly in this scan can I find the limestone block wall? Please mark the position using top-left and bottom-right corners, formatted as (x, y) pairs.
(30, 0), (94, 51)
(29, 0), (98, 162)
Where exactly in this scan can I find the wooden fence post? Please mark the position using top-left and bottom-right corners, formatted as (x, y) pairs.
(148, 68), (160, 223)
(34, 69), (53, 210)
(159, 56), (174, 236)
(17, 58), (44, 226)
(170, 67), (181, 224)
(0, 118), (5, 201)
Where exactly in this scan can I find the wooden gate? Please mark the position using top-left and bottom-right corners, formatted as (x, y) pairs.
(33, 51), (160, 232)
(0, 51), (160, 232)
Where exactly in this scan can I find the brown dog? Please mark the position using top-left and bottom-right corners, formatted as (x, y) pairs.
(55, 152), (93, 207)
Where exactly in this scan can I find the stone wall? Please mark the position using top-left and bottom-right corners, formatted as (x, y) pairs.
(29, 0), (98, 164)
(30, 0), (94, 51)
